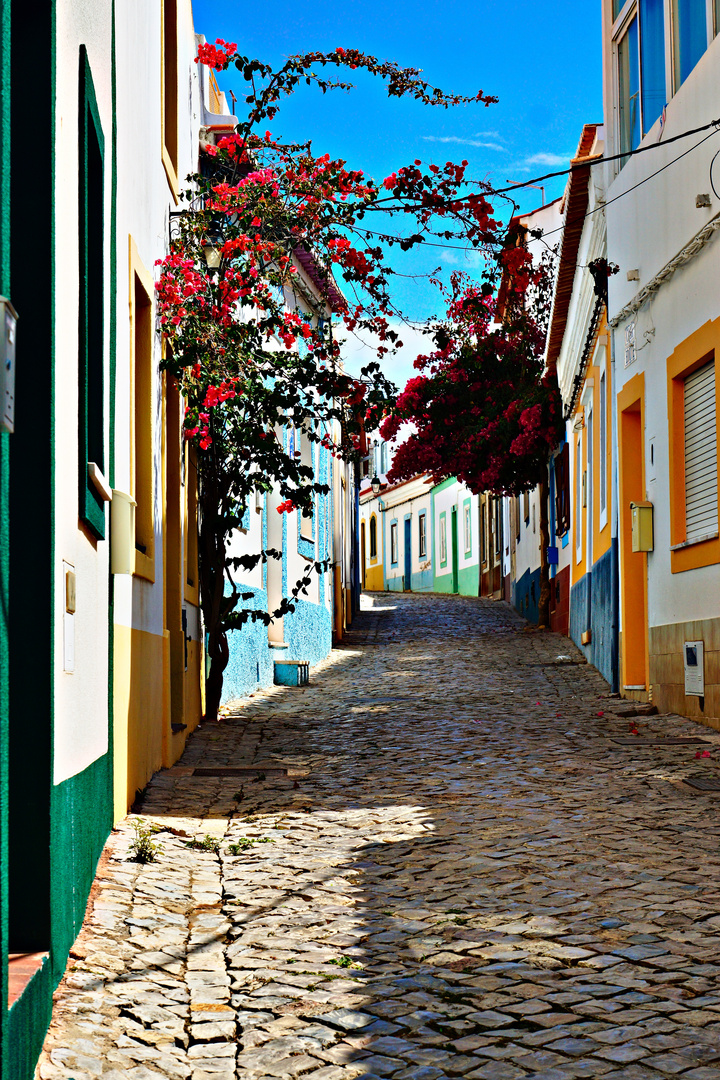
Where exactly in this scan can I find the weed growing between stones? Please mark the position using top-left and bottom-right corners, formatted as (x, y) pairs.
(128, 819), (162, 863)
(227, 836), (275, 855)
(185, 835), (222, 853)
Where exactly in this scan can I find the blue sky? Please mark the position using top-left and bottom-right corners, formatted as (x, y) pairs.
(193, 0), (603, 384)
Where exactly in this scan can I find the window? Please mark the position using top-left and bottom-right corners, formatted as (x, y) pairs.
(78, 48), (105, 539)
(439, 512), (447, 565)
(684, 359), (718, 544)
(619, 16), (641, 155)
(131, 240), (155, 578)
(369, 514), (377, 559)
(600, 370), (608, 522)
(162, 0), (179, 194)
(299, 424), (314, 541)
(390, 521), (399, 564)
(673, 0), (707, 88)
(418, 512), (427, 558)
(185, 444), (199, 601)
(555, 443), (570, 537)
(480, 499), (487, 563)
(523, 490), (530, 524)
(494, 499), (502, 554)
(576, 432), (583, 561)
(463, 501), (471, 554)
(640, 0), (666, 130)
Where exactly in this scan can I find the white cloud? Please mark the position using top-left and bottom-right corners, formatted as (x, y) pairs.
(438, 248), (483, 268)
(338, 320), (435, 391)
(515, 150), (571, 169)
(423, 135), (507, 152)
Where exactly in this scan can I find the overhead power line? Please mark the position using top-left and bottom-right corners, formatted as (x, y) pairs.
(352, 123), (720, 253)
(482, 116), (720, 198)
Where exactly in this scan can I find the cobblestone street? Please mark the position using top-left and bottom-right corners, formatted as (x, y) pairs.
(39, 593), (720, 1080)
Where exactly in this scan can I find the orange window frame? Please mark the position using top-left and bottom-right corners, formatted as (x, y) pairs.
(666, 317), (720, 574)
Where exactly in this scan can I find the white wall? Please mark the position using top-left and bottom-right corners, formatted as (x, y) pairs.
(53, 2), (115, 783)
(432, 481), (480, 582)
(606, 30), (720, 629)
(383, 480), (433, 589)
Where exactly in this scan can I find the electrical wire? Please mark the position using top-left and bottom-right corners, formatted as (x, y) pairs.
(710, 146), (720, 200)
(351, 124), (720, 253)
(475, 116), (720, 199)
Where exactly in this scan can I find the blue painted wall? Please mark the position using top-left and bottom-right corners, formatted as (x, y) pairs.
(222, 585), (276, 700)
(221, 432), (334, 705)
(411, 567), (434, 592)
(569, 543), (618, 689)
(512, 566), (541, 624)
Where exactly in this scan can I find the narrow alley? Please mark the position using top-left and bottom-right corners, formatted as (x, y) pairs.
(39, 594), (720, 1080)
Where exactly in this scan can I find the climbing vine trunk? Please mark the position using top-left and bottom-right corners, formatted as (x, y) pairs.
(198, 454), (231, 722)
(537, 468), (551, 630)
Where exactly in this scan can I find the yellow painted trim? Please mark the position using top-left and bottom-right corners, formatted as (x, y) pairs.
(129, 235), (156, 582)
(667, 317), (720, 573)
(618, 371), (649, 694)
(160, 0), (179, 203)
(113, 624), (165, 820)
(184, 443), (200, 606)
(571, 422), (586, 584)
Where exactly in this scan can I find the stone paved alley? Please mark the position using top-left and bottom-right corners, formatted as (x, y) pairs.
(39, 594), (720, 1080)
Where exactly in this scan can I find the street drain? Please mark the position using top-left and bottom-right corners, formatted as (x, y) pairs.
(610, 737), (713, 746)
(191, 765), (309, 778)
(684, 775), (720, 792)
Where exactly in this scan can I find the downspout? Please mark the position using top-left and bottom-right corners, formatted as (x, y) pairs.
(609, 325), (620, 693)
(353, 465), (360, 616)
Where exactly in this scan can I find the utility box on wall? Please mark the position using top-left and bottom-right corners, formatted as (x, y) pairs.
(0, 296), (18, 433)
(630, 501), (654, 552)
(111, 490), (136, 575)
(684, 640), (705, 696)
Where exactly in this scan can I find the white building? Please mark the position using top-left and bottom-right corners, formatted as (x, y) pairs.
(602, 0), (720, 720)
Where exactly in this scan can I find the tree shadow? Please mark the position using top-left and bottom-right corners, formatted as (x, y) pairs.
(91, 592), (720, 1078)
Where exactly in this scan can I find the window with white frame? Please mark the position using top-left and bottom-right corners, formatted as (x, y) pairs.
(439, 513), (447, 564)
(599, 369), (608, 523)
(418, 512), (427, 558)
(464, 502), (471, 553)
(390, 521), (398, 564)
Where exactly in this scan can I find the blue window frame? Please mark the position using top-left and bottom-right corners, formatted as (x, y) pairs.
(640, 0), (666, 132)
(673, 0), (707, 88)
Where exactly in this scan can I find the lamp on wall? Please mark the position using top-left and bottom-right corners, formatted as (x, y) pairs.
(370, 475), (381, 495)
(202, 220), (224, 271)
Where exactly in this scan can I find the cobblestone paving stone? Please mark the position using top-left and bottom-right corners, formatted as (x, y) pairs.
(39, 593), (720, 1080)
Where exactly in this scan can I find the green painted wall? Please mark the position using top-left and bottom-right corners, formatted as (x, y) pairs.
(3, 5), (115, 1078)
(433, 564), (479, 597)
(0, 0), (10, 1061)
